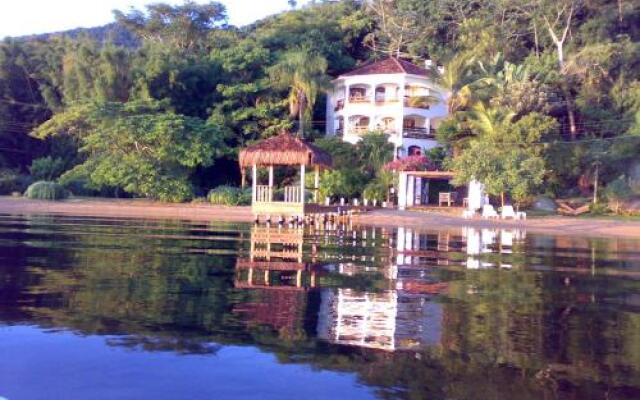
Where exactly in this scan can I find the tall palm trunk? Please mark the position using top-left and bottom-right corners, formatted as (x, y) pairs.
(298, 103), (304, 138)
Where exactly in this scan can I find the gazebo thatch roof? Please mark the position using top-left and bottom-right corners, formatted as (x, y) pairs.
(239, 132), (332, 168)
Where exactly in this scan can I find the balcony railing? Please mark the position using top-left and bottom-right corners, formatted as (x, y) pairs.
(375, 97), (400, 105)
(349, 96), (371, 104)
(403, 127), (435, 139)
(348, 126), (370, 136)
(404, 96), (432, 109)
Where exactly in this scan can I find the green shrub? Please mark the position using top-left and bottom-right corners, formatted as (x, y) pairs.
(29, 156), (67, 181)
(605, 175), (633, 214)
(0, 169), (33, 195)
(207, 185), (250, 206)
(237, 188), (252, 205)
(589, 202), (609, 215)
(362, 181), (387, 202)
(24, 181), (69, 200)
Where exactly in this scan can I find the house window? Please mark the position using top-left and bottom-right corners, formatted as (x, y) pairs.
(403, 118), (416, 129)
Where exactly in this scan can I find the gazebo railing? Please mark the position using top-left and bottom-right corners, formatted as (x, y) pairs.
(255, 185), (303, 203)
(284, 186), (303, 203)
(255, 185), (273, 202)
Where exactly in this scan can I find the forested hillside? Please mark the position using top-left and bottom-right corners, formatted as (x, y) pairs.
(1, 0), (639, 206)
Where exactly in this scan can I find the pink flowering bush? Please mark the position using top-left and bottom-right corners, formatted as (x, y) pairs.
(383, 155), (435, 172)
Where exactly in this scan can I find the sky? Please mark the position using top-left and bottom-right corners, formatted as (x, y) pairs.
(0, 0), (311, 38)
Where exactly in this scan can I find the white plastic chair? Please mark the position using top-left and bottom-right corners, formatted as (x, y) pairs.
(482, 204), (499, 219)
(501, 205), (517, 219)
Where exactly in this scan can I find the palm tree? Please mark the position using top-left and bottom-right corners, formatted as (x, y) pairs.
(467, 102), (515, 138)
(476, 56), (531, 97)
(269, 49), (329, 138)
(436, 54), (477, 114)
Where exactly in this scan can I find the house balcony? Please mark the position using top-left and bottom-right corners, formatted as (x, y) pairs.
(403, 127), (435, 139)
(334, 99), (345, 112)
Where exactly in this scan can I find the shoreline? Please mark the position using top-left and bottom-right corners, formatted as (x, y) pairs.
(1, 196), (639, 240)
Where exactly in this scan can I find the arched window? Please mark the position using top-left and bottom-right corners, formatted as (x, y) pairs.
(375, 87), (386, 102)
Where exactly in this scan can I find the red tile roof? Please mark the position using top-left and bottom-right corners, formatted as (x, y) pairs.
(340, 57), (429, 77)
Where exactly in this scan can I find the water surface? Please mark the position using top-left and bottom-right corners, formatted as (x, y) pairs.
(1, 214), (639, 399)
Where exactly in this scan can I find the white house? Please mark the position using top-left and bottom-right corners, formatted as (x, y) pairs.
(325, 57), (448, 158)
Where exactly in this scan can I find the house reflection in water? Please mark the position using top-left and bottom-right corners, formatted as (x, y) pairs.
(317, 289), (443, 351)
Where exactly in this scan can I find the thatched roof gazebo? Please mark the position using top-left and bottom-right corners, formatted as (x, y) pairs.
(239, 132), (332, 219)
(239, 133), (332, 170)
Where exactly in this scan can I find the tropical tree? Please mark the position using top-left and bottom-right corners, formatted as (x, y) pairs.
(113, 1), (228, 53)
(33, 101), (228, 201)
(356, 132), (394, 178)
(268, 49), (329, 138)
(451, 112), (558, 206)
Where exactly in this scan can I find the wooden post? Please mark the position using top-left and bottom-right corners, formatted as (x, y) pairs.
(296, 270), (302, 288)
(593, 162), (600, 204)
(241, 168), (246, 188)
(314, 165), (320, 203)
(252, 164), (257, 203)
(300, 164), (306, 204)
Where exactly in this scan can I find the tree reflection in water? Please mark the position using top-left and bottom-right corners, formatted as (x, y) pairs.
(1, 214), (640, 399)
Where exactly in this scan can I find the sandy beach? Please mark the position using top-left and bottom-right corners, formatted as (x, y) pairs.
(1, 196), (639, 239)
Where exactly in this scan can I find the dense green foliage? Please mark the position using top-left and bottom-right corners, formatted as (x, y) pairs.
(207, 185), (251, 206)
(0, 0), (639, 205)
(314, 133), (393, 201)
(24, 180), (68, 200)
(34, 101), (226, 201)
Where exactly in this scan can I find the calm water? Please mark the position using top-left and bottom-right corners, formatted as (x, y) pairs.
(1, 214), (640, 399)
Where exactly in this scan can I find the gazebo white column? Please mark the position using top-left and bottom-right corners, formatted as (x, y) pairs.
(300, 164), (306, 204)
(268, 165), (274, 201)
(314, 165), (320, 203)
(252, 164), (257, 202)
